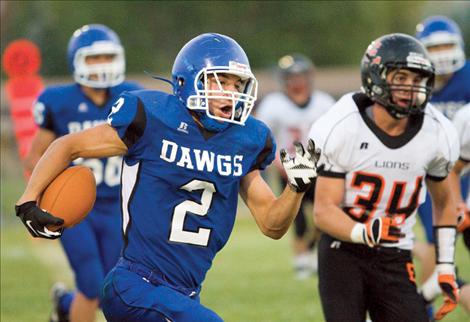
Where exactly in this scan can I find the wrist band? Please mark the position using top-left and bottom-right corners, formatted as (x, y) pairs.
(433, 226), (456, 265)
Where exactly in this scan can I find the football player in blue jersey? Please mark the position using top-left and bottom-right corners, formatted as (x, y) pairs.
(416, 16), (470, 120)
(22, 24), (143, 322)
(414, 15), (470, 320)
(15, 33), (319, 321)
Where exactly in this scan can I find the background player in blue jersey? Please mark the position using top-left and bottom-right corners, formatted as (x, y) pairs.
(23, 24), (143, 322)
(15, 33), (320, 322)
(416, 16), (470, 120)
(413, 14), (470, 294)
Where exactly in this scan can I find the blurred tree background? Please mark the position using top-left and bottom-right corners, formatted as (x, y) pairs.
(1, 1), (469, 77)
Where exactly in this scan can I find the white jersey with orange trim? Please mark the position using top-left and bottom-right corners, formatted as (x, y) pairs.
(256, 90), (335, 154)
(308, 92), (459, 250)
(453, 103), (470, 207)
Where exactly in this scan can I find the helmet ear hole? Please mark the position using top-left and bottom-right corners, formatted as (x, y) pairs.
(372, 85), (383, 95)
(178, 77), (185, 87)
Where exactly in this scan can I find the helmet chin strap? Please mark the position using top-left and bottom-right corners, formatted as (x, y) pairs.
(385, 105), (408, 119)
(192, 111), (230, 132)
(385, 95), (419, 120)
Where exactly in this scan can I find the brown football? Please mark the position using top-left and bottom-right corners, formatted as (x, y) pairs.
(39, 165), (96, 229)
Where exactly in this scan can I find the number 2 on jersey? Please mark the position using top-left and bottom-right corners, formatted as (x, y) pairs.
(169, 179), (216, 246)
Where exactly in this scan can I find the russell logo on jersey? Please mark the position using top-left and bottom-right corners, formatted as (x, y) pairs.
(177, 122), (189, 134)
(78, 102), (88, 113)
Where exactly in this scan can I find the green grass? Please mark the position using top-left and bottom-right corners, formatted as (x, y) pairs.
(1, 158), (469, 321)
(202, 217), (321, 321)
(203, 216), (470, 321)
(2, 214), (468, 322)
(1, 225), (59, 321)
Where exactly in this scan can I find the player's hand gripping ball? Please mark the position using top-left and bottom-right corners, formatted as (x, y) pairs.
(40, 165), (96, 229)
(16, 166), (96, 239)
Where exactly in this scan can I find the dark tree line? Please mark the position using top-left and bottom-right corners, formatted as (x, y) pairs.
(1, 1), (469, 76)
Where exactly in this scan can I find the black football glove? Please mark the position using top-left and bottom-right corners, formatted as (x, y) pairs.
(280, 139), (321, 193)
(15, 201), (64, 239)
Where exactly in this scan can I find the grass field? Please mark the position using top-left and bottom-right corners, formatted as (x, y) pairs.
(1, 156), (469, 321)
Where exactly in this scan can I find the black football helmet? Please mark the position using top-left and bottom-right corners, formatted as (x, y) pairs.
(361, 33), (435, 119)
(278, 53), (314, 78)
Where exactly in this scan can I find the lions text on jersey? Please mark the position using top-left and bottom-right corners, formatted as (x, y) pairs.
(33, 82), (142, 199)
(309, 92), (459, 250)
(108, 89), (275, 290)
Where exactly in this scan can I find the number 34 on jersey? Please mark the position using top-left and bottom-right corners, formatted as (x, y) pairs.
(343, 171), (423, 224)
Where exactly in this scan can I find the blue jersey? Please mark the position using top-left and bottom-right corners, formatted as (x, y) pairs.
(34, 81), (143, 200)
(431, 60), (470, 119)
(108, 90), (276, 290)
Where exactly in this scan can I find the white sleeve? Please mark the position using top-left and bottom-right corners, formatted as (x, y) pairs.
(321, 92), (336, 109)
(426, 116), (460, 180)
(453, 104), (470, 161)
(255, 94), (277, 129)
(308, 106), (354, 177)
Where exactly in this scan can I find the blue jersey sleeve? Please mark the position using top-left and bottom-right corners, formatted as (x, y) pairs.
(107, 91), (147, 156)
(250, 128), (276, 171)
(125, 81), (145, 91)
(33, 90), (55, 132)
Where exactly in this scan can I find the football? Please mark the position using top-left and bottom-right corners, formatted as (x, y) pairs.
(39, 165), (96, 229)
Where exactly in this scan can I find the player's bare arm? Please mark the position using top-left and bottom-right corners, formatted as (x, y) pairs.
(425, 176), (460, 319)
(23, 128), (56, 172)
(449, 159), (467, 205)
(450, 160), (470, 231)
(17, 124), (127, 204)
(314, 175), (404, 247)
(240, 139), (319, 239)
(313, 176), (357, 241)
(426, 176), (458, 226)
(239, 170), (304, 239)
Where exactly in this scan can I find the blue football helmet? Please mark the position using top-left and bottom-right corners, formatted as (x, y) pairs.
(67, 24), (125, 88)
(172, 33), (258, 132)
(416, 16), (465, 75)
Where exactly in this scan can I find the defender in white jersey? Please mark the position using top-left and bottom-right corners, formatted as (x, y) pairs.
(414, 17), (470, 296)
(310, 33), (460, 322)
(256, 54), (335, 278)
(452, 104), (470, 314)
(452, 104), (470, 212)
(422, 103), (470, 317)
